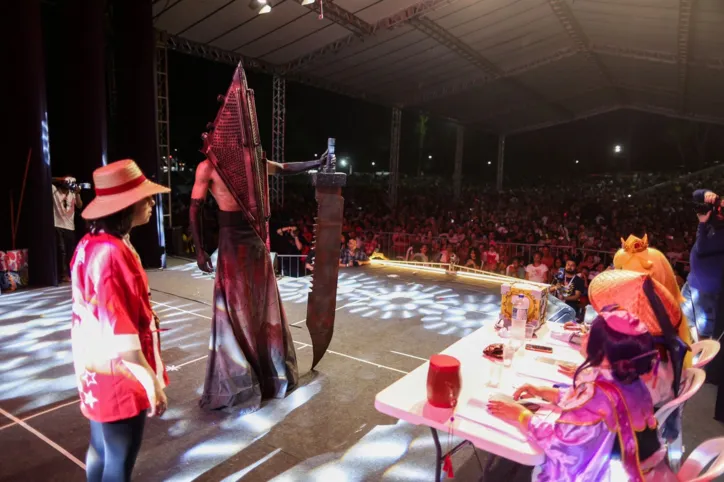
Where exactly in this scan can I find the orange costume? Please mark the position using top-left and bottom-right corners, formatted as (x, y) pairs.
(613, 234), (693, 367)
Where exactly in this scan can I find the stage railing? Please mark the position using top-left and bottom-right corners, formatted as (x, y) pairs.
(275, 254), (307, 278)
(367, 233), (619, 268)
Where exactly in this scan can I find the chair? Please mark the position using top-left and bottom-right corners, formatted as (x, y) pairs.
(655, 367), (707, 471)
(690, 340), (721, 369)
(678, 437), (724, 482)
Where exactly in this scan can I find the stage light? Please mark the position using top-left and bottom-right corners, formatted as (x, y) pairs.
(487, 161), (491, 165)
(614, 144), (622, 153)
(575, 160), (579, 164)
(428, 155), (432, 159)
(371, 161), (376, 166)
(249, 0), (271, 13)
(340, 158), (348, 167)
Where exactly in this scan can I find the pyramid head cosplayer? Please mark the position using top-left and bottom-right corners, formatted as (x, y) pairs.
(200, 63), (270, 244)
(189, 63), (340, 411)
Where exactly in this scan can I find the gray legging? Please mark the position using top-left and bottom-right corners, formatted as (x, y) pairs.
(86, 411), (146, 482)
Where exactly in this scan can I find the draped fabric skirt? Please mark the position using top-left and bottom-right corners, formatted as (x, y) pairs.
(199, 211), (298, 412)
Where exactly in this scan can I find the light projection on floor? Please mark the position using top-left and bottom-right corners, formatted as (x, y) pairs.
(162, 380), (323, 482)
(0, 286), (78, 414)
(278, 273), (501, 338)
(269, 419), (468, 482)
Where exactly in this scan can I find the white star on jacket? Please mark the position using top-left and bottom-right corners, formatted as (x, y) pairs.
(82, 370), (97, 387)
(82, 390), (98, 409)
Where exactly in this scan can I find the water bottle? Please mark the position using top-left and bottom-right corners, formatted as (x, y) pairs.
(511, 294), (529, 343)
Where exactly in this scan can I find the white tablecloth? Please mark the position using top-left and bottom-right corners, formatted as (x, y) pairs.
(374, 323), (584, 466)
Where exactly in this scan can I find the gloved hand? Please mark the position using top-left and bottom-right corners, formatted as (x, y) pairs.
(197, 251), (214, 273)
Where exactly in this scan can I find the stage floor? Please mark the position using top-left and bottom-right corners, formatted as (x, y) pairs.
(1, 259), (722, 481)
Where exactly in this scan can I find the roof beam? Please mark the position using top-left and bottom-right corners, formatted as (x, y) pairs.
(408, 17), (574, 120)
(506, 105), (623, 135)
(160, 31), (391, 107)
(281, 0), (460, 73)
(405, 47), (578, 106)
(545, 0), (626, 104)
(469, 85), (612, 126)
(590, 44), (724, 71)
(676, 0), (695, 113)
(302, 0), (373, 37)
(628, 104), (724, 126)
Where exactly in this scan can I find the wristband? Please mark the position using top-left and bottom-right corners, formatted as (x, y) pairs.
(518, 410), (532, 428)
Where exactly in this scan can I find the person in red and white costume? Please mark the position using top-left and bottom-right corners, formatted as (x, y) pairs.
(70, 159), (170, 482)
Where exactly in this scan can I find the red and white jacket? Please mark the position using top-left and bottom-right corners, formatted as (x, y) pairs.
(70, 232), (168, 423)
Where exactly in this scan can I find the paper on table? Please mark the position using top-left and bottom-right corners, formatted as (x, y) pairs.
(456, 398), (529, 443)
(516, 361), (571, 385)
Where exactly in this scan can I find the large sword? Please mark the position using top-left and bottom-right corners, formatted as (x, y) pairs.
(306, 138), (346, 369)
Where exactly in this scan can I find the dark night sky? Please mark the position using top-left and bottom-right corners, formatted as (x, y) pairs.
(170, 51), (724, 184)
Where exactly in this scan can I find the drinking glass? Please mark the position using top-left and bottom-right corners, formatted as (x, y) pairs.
(525, 323), (536, 340)
(503, 342), (515, 367)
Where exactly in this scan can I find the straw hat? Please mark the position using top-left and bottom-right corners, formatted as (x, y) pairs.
(82, 159), (170, 220)
(588, 269), (682, 336)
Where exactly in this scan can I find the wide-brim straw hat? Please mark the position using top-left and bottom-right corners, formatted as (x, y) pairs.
(589, 269), (682, 337)
(82, 159), (170, 220)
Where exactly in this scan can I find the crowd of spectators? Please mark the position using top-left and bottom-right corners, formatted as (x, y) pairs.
(268, 167), (723, 283)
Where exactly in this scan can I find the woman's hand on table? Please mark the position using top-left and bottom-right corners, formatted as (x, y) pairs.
(487, 400), (532, 430)
(558, 362), (578, 378)
(514, 383), (559, 404)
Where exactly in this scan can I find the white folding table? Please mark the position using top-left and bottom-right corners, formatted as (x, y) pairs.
(374, 323), (584, 481)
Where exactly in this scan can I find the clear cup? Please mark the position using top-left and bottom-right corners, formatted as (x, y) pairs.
(525, 323), (536, 340)
(503, 342), (516, 367)
(488, 360), (502, 387)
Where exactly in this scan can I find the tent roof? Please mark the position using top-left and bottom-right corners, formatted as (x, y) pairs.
(154, 0), (724, 133)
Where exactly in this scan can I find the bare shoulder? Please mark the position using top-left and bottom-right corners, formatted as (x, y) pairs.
(196, 159), (214, 177)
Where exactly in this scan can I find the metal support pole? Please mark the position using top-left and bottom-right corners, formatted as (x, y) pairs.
(271, 75), (286, 208)
(155, 33), (172, 229)
(389, 107), (402, 207)
(496, 134), (505, 192)
(453, 124), (464, 201)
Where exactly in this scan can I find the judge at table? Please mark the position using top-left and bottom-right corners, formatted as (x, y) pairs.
(488, 309), (677, 482)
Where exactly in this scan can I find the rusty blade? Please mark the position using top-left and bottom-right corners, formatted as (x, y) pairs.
(306, 180), (345, 369)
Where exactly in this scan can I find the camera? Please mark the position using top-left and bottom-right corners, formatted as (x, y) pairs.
(53, 178), (91, 191)
(693, 196), (722, 217)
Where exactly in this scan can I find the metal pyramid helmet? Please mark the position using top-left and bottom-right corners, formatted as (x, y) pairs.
(201, 62), (269, 241)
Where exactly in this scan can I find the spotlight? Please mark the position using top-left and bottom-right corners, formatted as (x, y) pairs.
(487, 161), (491, 165)
(249, 0), (271, 14)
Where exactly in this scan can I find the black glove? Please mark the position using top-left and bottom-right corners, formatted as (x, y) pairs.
(278, 158), (324, 175)
(189, 199), (214, 273)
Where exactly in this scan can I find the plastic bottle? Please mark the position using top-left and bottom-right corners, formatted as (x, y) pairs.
(511, 294), (529, 343)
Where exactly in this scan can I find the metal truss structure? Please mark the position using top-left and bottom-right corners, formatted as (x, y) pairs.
(163, 31), (388, 107)
(302, 0), (374, 36)
(409, 17), (574, 120)
(270, 75), (286, 208)
(453, 124), (463, 201)
(676, 0), (694, 113)
(590, 43), (724, 70)
(545, 0), (626, 105)
(388, 107), (402, 207)
(282, 0), (460, 74)
(155, 35), (172, 229)
(408, 47), (579, 106)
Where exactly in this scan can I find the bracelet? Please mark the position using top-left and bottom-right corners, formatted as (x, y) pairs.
(518, 410), (532, 428)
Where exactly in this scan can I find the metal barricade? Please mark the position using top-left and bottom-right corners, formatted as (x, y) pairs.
(275, 254), (307, 278)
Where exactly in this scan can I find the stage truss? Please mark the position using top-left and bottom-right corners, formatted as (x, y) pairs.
(271, 74), (285, 208)
(155, 35), (172, 229)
